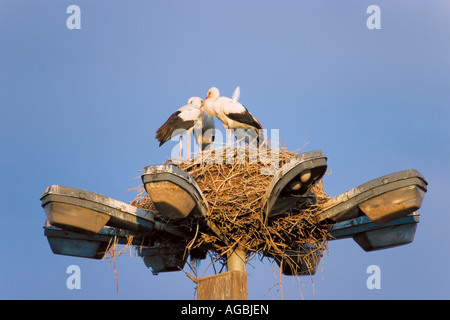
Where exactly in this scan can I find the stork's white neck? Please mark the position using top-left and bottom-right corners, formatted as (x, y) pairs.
(203, 98), (217, 117)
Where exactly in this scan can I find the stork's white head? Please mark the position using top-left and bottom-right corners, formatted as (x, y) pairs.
(205, 87), (220, 101)
(188, 97), (203, 109)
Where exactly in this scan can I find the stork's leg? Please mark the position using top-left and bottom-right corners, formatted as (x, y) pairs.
(228, 128), (232, 146)
(179, 136), (183, 158)
(187, 131), (192, 158)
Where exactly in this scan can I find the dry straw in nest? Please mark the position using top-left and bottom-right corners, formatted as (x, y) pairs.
(130, 142), (333, 277)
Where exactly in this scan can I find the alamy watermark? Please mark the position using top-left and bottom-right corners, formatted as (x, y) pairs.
(168, 124), (281, 175)
(366, 265), (381, 290)
(366, 5), (381, 30)
(66, 5), (81, 30)
(65, 5), (380, 31)
(66, 265), (81, 290)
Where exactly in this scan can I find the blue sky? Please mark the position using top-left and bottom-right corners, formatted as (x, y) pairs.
(1, 0), (449, 299)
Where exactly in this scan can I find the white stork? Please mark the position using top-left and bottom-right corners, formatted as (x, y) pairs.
(155, 97), (215, 157)
(203, 86), (263, 145)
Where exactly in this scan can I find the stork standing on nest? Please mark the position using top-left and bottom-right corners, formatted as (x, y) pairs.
(155, 97), (215, 157)
(203, 86), (263, 145)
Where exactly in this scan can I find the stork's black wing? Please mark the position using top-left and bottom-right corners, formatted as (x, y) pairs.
(155, 111), (195, 146)
(225, 106), (263, 130)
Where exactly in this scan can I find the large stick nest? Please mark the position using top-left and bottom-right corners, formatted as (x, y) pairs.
(131, 143), (333, 276)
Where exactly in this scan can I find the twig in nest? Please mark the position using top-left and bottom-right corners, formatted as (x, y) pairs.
(101, 233), (135, 295)
(127, 141), (335, 297)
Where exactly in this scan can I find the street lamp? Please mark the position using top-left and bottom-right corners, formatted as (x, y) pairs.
(141, 164), (209, 220)
(39, 152), (428, 299)
(263, 150), (328, 221)
(316, 169), (427, 224)
(41, 185), (185, 236)
(329, 212), (419, 251)
(44, 224), (147, 259)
